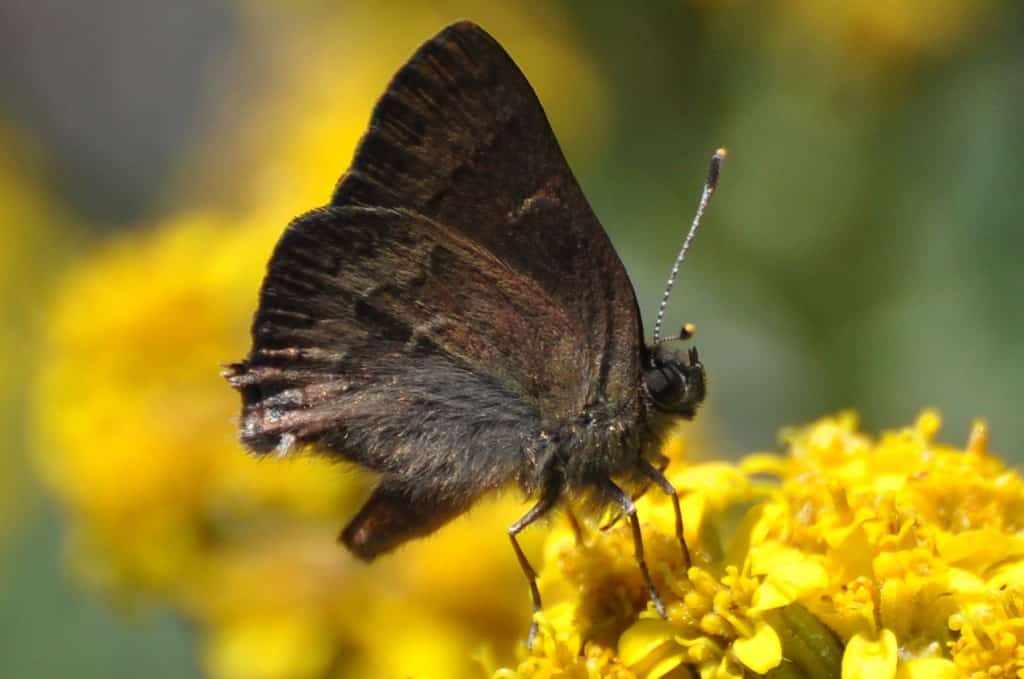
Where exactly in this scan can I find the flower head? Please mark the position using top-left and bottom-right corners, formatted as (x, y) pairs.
(498, 412), (1024, 679)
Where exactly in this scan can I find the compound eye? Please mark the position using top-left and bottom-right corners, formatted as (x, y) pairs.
(644, 364), (686, 407)
(644, 368), (669, 398)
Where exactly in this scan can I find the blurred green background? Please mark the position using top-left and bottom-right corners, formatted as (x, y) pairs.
(2, 1), (1022, 677)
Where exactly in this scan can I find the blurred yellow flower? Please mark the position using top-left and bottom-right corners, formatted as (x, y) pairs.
(33, 208), (546, 678)
(0, 121), (72, 547)
(497, 412), (1024, 678)
(184, 0), (609, 222)
(30, 4), (610, 677)
(782, 0), (998, 63)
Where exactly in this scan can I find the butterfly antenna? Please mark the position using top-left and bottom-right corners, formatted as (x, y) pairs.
(651, 148), (727, 344)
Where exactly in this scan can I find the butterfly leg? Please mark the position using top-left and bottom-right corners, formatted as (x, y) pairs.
(639, 459), (691, 569)
(564, 506), (585, 545)
(509, 487), (560, 649)
(597, 453), (669, 531)
(603, 478), (667, 618)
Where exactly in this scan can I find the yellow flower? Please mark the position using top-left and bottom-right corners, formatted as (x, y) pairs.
(182, 1), (609, 223)
(0, 120), (72, 547)
(777, 0), (999, 64)
(33, 209), (542, 679)
(948, 587), (1024, 678)
(497, 412), (1024, 678)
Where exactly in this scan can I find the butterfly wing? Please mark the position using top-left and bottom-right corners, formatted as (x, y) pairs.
(331, 22), (645, 421)
(228, 22), (644, 510)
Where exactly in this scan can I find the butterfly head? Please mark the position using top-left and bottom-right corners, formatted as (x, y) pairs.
(643, 148), (725, 420)
(643, 336), (706, 419)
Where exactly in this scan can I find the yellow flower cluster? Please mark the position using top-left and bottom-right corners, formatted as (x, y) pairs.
(738, 0), (1000, 66)
(790, 0), (998, 59)
(498, 412), (1024, 679)
(31, 210), (545, 679)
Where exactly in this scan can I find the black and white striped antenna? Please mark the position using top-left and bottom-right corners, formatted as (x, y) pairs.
(651, 148), (727, 344)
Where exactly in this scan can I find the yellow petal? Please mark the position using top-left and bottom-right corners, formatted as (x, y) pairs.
(842, 629), (898, 679)
(915, 409), (942, 439)
(732, 622), (782, 674)
(749, 547), (829, 612)
(644, 650), (688, 679)
(619, 619), (679, 666)
(681, 492), (707, 544)
(895, 657), (958, 679)
(986, 558), (1024, 590)
(946, 567), (987, 595)
(751, 580), (795, 612)
(825, 523), (874, 582)
(871, 474), (907, 493)
(674, 463), (751, 506)
(204, 615), (334, 679)
(620, 619), (690, 679)
(739, 453), (787, 476)
(965, 418), (989, 454)
(936, 528), (1024, 567)
(879, 579), (911, 641)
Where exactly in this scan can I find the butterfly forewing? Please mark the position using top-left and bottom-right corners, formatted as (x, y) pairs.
(332, 22), (644, 418)
(230, 21), (645, 518)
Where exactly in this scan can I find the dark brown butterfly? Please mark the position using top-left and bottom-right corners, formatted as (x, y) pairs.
(225, 20), (723, 645)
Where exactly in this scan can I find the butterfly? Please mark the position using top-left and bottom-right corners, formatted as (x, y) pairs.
(225, 20), (723, 645)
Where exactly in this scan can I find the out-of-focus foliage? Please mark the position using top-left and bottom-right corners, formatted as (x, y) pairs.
(1, 0), (1022, 677)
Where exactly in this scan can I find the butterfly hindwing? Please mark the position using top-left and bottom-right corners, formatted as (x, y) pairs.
(230, 206), (548, 492)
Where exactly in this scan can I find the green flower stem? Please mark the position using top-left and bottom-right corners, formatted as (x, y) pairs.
(762, 605), (842, 679)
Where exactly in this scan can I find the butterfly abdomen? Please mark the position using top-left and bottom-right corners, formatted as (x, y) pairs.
(522, 396), (662, 500)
